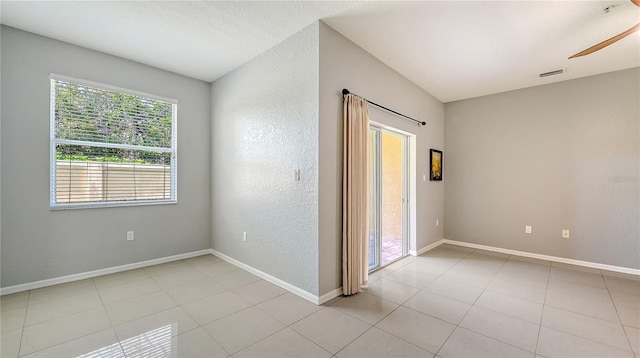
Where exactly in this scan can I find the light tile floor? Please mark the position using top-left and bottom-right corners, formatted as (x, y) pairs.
(1, 244), (639, 357)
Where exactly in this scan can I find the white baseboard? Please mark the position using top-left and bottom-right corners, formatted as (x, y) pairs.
(1, 245), (341, 304)
(318, 287), (343, 305)
(210, 249), (332, 305)
(13, 238), (631, 301)
(409, 239), (444, 256)
(0, 249), (212, 295)
(443, 239), (640, 276)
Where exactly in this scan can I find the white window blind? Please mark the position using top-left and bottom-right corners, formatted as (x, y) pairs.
(50, 75), (177, 209)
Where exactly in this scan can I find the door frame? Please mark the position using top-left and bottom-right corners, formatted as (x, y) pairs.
(368, 122), (414, 272)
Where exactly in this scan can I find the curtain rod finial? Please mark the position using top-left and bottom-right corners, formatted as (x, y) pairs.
(342, 89), (350, 96)
(421, 121), (427, 126)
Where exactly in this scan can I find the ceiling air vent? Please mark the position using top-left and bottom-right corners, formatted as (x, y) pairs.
(539, 68), (566, 78)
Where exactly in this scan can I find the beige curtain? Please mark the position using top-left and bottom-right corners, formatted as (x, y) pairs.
(342, 94), (370, 295)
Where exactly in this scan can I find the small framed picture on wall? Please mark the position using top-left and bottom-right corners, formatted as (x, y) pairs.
(430, 149), (443, 181)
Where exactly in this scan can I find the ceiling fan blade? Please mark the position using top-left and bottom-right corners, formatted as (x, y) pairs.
(569, 23), (640, 58)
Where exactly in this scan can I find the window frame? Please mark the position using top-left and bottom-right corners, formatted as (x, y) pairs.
(49, 74), (178, 210)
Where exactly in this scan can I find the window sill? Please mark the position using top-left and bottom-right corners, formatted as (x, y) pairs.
(50, 199), (177, 210)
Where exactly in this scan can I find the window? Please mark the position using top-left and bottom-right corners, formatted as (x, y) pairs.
(50, 75), (177, 209)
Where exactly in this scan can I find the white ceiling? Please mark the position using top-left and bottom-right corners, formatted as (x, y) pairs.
(1, 1), (639, 102)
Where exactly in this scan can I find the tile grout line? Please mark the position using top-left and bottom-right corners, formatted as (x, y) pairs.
(432, 247), (480, 357)
(169, 258), (231, 357)
(601, 269), (636, 354)
(91, 278), (115, 326)
(431, 250), (473, 357)
(15, 290), (30, 358)
(90, 277), (128, 358)
(532, 259), (552, 357)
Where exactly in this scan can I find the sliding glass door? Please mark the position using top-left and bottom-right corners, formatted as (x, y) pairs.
(369, 125), (408, 271)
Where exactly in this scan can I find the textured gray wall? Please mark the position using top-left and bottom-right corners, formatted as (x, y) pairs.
(445, 68), (640, 269)
(318, 23), (445, 295)
(1, 26), (212, 287)
(210, 24), (320, 295)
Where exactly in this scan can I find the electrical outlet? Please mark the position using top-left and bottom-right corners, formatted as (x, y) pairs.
(127, 231), (134, 241)
(562, 229), (570, 239)
(243, 232), (247, 242)
(525, 226), (532, 234)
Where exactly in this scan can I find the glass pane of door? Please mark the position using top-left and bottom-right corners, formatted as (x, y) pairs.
(368, 128), (380, 270)
(380, 131), (405, 266)
(369, 125), (408, 272)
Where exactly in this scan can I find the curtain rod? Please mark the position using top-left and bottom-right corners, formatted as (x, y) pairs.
(342, 88), (426, 126)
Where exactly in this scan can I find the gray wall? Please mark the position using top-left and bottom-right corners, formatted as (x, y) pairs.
(1, 26), (212, 287)
(210, 24), (320, 295)
(318, 22), (445, 295)
(445, 68), (640, 269)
